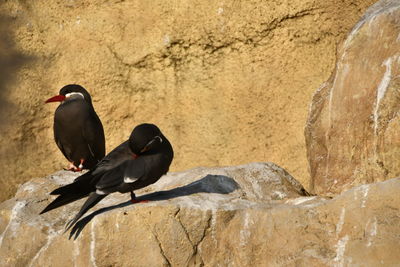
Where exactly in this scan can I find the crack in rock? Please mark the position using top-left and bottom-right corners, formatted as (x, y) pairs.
(138, 213), (172, 266)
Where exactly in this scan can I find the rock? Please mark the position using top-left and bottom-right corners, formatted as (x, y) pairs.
(305, 0), (400, 196)
(1, 162), (399, 266)
(0, 0), (378, 201)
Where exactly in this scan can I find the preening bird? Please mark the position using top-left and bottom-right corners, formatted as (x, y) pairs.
(40, 123), (174, 230)
(46, 84), (105, 171)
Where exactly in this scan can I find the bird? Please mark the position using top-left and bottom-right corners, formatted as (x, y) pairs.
(40, 123), (174, 230)
(45, 84), (105, 171)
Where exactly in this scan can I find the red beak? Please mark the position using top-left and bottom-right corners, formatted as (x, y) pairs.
(45, 95), (66, 103)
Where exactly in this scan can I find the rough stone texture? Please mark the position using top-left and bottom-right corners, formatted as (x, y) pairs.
(1, 162), (399, 266)
(0, 0), (378, 201)
(305, 0), (400, 196)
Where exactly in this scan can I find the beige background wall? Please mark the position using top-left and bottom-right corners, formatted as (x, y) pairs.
(0, 0), (377, 201)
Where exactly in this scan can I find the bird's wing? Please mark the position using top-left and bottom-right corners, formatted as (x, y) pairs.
(95, 157), (146, 194)
(91, 141), (134, 176)
(123, 158), (146, 183)
(82, 111), (105, 162)
(54, 130), (71, 161)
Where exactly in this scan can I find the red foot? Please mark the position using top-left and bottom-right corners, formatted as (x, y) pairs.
(64, 162), (83, 172)
(64, 167), (83, 172)
(131, 199), (150, 204)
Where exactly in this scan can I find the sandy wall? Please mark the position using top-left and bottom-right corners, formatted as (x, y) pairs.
(0, 0), (377, 201)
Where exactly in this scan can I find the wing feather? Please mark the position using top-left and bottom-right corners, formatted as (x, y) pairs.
(82, 110), (105, 162)
(95, 158), (145, 193)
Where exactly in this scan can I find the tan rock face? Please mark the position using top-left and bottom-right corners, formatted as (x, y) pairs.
(306, 0), (400, 195)
(0, 0), (377, 201)
(1, 162), (399, 266)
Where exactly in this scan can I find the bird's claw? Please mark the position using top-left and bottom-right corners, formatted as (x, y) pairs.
(64, 167), (83, 172)
(64, 162), (83, 172)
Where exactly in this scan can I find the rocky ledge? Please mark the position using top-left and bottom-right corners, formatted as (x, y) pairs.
(0, 162), (399, 266)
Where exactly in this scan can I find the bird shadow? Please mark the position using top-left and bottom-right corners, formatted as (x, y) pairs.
(69, 174), (239, 240)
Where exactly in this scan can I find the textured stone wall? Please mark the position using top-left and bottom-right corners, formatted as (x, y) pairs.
(0, 0), (377, 201)
(306, 0), (400, 195)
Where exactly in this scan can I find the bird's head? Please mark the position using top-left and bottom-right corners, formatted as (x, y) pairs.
(129, 123), (164, 155)
(45, 84), (92, 104)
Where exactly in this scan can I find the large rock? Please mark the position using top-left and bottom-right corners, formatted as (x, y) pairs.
(305, 0), (400, 196)
(1, 162), (399, 266)
(0, 0), (378, 201)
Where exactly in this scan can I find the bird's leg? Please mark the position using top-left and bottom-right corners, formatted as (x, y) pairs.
(64, 162), (79, 172)
(130, 191), (149, 204)
(130, 191), (136, 202)
(63, 160), (84, 172)
(130, 191), (139, 203)
(77, 159), (85, 171)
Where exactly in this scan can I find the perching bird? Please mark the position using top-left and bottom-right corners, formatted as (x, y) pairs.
(40, 123), (174, 230)
(46, 84), (105, 171)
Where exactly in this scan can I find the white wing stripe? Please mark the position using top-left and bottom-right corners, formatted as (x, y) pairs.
(96, 189), (107, 195)
(124, 176), (138, 183)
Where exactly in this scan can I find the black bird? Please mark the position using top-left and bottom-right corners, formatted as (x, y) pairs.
(46, 84), (105, 171)
(40, 123), (174, 230)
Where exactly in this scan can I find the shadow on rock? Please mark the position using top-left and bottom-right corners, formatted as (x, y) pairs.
(69, 174), (239, 240)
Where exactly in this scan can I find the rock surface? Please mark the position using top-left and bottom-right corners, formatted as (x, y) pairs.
(305, 0), (400, 196)
(1, 162), (399, 266)
(0, 0), (378, 201)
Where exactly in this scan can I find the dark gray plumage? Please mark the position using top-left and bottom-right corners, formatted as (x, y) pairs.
(40, 123), (174, 230)
(46, 84), (105, 171)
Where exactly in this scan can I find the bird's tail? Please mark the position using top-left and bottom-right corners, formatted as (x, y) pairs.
(40, 172), (94, 214)
(65, 192), (106, 231)
(51, 171), (93, 195)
